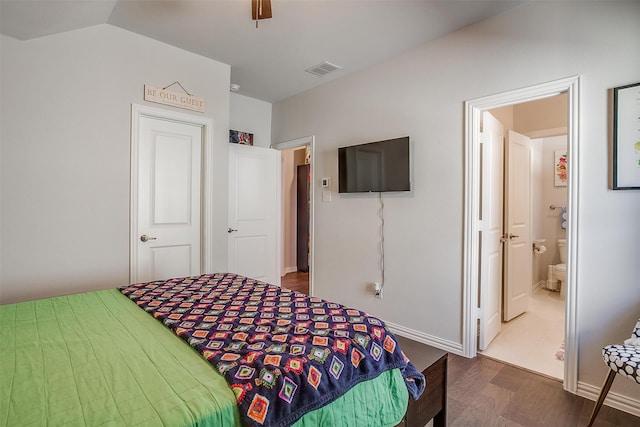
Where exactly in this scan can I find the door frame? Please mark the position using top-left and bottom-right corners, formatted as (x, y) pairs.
(130, 104), (214, 283)
(462, 76), (581, 393)
(272, 135), (315, 296)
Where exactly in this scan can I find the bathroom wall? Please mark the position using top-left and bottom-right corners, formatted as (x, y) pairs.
(513, 97), (568, 287)
(487, 105), (514, 130)
(531, 140), (544, 284)
(533, 136), (568, 285)
(514, 95), (568, 138)
(490, 95), (569, 287)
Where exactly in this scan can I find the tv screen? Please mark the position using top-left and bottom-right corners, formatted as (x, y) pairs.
(338, 136), (410, 193)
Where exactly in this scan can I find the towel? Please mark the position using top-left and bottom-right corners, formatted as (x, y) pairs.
(555, 340), (565, 361)
(560, 207), (567, 229)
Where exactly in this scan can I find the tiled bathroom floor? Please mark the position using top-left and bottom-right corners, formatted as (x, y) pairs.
(480, 286), (565, 380)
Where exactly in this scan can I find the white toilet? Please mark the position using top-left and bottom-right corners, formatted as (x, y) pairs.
(553, 238), (567, 294)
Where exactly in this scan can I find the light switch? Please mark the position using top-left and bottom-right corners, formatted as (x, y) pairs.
(321, 177), (331, 188)
(322, 190), (332, 202)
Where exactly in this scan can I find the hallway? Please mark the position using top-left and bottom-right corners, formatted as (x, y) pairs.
(281, 271), (309, 295)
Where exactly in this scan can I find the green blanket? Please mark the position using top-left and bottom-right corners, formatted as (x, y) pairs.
(0, 289), (407, 426)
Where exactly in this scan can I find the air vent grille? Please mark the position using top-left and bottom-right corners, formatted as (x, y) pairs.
(305, 61), (342, 77)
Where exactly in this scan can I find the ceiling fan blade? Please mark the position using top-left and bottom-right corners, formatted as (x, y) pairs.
(252, 0), (272, 20)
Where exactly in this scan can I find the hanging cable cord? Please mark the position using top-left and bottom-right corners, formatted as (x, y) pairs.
(378, 192), (385, 291)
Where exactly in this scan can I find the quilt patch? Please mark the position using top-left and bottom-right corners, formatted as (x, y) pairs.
(120, 273), (424, 427)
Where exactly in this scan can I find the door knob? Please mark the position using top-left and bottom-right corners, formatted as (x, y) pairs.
(140, 234), (157, 242)
(500, 233), (520, 243)
(228, 227), (238, 233)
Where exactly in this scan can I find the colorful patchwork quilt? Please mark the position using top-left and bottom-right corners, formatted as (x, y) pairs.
(120, 273), (425, 427)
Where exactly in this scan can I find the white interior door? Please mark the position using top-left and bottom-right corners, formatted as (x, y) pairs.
(479, 112), (504, 350)
(228, 144), (281, 285)
(134, 116), (202, 283)
(503, 130), (532, 321)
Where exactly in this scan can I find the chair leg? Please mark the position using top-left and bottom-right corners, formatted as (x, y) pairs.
(587, 369), (617, 427)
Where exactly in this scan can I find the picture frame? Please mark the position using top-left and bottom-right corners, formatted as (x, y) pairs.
(229, 130), (254, 146)
(554, 150), (567, 187)
(609, 82), (640, 190)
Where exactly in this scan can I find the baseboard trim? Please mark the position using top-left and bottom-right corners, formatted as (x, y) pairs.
(577, 380), (640, 417)
(533, 280), (546, 291)
(386, 321), (464, 356)
(282, 266), (298, 275)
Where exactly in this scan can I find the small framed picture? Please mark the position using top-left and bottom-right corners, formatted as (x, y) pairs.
(610, 82), (640, 190)
(554, 150), (567, 187)
(229, 130), (254, 146)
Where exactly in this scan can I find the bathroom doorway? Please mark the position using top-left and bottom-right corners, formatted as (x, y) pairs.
(463, 76), (581, 393)
(480, 95), (569, 380)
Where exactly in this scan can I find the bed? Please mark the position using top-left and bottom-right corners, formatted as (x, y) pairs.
(1, 273), (424, 426)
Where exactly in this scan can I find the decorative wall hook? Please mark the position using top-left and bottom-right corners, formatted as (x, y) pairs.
(162, 81), (193, 96)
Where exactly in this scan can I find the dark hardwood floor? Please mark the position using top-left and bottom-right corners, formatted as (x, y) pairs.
(448, 353), (639, 426)
(281, 271), (309, 294)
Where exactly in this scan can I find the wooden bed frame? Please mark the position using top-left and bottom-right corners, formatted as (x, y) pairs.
(394, 336), (448, 427)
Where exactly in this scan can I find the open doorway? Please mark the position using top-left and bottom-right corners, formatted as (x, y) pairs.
(273, 136), (315, 296)
(479, 94), (568, 380)
(463, 76), (581, 393)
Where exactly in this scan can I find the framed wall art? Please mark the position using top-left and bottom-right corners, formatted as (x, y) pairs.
(554, 150), (567, 187)
(610, 82), (640, 190)
(229, 130), (254, 146)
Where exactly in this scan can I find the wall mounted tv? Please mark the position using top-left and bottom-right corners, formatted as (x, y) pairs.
(338, 136), (410, 193)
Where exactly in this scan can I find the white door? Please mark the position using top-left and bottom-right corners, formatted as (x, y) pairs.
(503, 130), (532, 321)
(228, 144), (281, 285)
(134, 116), (203, 283)
(479, 112), (504, 350)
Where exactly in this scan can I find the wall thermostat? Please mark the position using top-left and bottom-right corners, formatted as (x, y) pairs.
(321, 177), (331, 188)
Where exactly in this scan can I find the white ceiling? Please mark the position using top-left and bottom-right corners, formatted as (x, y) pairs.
(0, 0), (524, 102)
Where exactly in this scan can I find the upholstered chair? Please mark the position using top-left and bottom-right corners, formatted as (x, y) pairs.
(587, 319), (640, 426)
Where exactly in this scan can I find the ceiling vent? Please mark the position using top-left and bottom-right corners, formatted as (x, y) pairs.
(305, 61), (342, 77)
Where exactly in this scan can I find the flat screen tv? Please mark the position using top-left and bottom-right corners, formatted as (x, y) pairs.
(338, 136), (410, 193)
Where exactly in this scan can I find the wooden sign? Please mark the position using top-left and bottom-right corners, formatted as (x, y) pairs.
(144, 84), (205, 112)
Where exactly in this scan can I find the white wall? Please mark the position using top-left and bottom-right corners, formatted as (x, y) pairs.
(230, 93), (272, 148)
(532, 135), (570, 284)
(281, 150), (296, 274)
(534, 136), (568, 283)
(281, 148), (307, 275)
(272, 1), (640, 401)
(531, 138), (545, 285)
(514, 94), (568, 138)
(0, 25), (231, 304)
